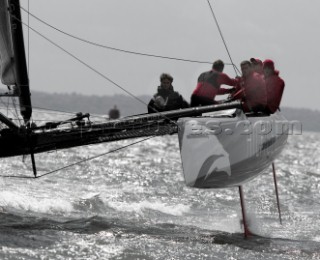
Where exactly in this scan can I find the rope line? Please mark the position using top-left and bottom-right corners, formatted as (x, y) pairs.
(19, 5), (234, 66)
(14, 17), (179, 127)
(0, 136), (155, 179)
(11, 97), (22, 126)
(0, 97), (21, 125)
(0, 103), (108, 120)
(0, 104), (89, 122)
(206, 0), (240, 76)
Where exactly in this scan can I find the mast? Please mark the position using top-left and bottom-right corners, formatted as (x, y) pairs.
(8, 0), (32, 123)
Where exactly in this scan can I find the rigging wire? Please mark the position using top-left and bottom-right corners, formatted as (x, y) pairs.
(11, 97), (22, 126)
(0, 103), (122, 125)
(1, 3), (239, 180)
(14, 14), (143, 104)
(3, 4), (241, 127)
(0, 98), (10, 116)
(4, 3), (109, 123)
(14, 17), (179, 127)
(0, 97), (21, 126)
(206, 0), (240, 76)
(30, 105), (106, 120)
(19, 6), (234, 67)
(0, 102), (109, 121)
(15, 3), (241, 126)
(0, 104), (75, 119)
(0, 136), (155, 179)
(5, 4), (237, 128)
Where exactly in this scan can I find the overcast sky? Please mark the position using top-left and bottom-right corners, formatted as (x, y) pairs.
(17, 0), (320, 110)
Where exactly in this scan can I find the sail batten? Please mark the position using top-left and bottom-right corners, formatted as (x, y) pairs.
(0, 0), (32, 123)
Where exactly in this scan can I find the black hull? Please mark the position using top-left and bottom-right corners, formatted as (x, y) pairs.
(0, 122), (177, 158)
(0, 102), (240, 158)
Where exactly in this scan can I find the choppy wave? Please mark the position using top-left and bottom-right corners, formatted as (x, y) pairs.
(0, 211), (319, 258)
(0, 131), (320, 259)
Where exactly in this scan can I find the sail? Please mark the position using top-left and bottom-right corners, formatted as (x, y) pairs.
(0, 0), (32, 123)
(0, 0), (16, 84)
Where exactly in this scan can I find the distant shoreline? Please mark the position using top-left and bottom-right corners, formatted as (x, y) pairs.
(31, 91), (320, 132)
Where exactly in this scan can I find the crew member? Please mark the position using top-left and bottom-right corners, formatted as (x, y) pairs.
(232, 60), (267, 113)
(148, 73), (189, 113)
(190, 59), (236, 107)
(109, 105), (120, 119)
(250, 58), (263, 74)
(263, 59), (285, 113)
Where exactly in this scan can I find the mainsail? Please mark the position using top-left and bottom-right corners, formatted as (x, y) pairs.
(0, 0), (32, 123)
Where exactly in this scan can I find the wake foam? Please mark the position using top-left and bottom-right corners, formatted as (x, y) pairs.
(0, 191), (73, 215)
(107, 200), (190, 216)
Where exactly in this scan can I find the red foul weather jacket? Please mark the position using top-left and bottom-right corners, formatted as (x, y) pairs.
(192, 69), (236, 100)
(265, 71), (285, 113)
(233, 72), (267, 112)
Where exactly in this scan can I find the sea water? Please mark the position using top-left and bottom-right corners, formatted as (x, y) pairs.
(0, 119), (319, 259)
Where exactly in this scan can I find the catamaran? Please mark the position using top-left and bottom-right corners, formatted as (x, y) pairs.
(0, 0), (289, 237)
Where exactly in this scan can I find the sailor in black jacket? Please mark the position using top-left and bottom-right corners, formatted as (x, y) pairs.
(148, 73), (189, 113)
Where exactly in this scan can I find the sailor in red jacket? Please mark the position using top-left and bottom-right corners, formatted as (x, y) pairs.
(232, 60), (267, 113)
(191, 59), (237, 107)
(250, 58), (263, 75)
(263, 59), (285, 114)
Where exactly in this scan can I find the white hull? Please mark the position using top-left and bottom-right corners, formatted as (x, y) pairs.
(178, 109), (288, 188)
